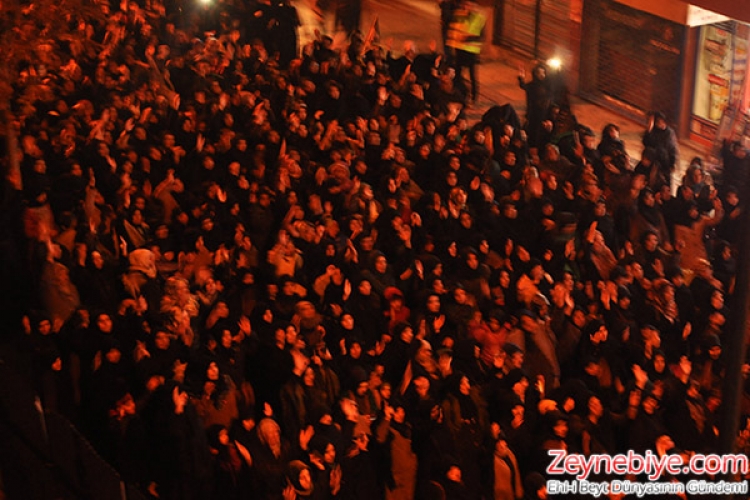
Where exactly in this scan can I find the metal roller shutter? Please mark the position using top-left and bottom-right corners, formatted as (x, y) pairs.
(595, 0), (684, 119)
(538, 0), (572, 59)
(502, 0), (537, 55)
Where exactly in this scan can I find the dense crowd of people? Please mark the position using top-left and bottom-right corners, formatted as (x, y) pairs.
(3, 0), (750, 499)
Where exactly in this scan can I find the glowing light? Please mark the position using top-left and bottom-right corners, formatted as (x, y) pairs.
(547, 57), (562, 70)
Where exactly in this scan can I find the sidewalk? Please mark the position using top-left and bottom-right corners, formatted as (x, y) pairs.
(471, 49), (706, 184)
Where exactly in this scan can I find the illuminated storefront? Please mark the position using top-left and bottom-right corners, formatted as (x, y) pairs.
(689, 21), (750, 144)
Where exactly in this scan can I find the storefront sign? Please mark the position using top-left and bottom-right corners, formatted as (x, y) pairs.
(686, 5), (729, 27)
(730, 24), (749, 108)
(693, 25), (732, 123)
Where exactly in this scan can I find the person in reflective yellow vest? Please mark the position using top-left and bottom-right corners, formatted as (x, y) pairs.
(446, 0), (486, 104)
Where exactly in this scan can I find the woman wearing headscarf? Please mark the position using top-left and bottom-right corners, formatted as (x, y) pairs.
(383, 286), (411, 336)
(190, 360), (240, 430)
(120, 208), (150, 250)
(440, 373), (488, 500)
(345, 278), (384, 349)
(715, 187), (741, 246)
(630, 188), (670, 252)
(712, 240), (736, 295)
(306, 434), (342, 500)
(285, 460), (315, 500)
(583, 228), (617, 282)
(361, 251), (397, 298)
(249, 418), (292, 500)
(39, 240), (81, 325)
(597, 124), (627, 165)
(147, 382), (213, 500)
(74, 249), (120, 312)
(646, 279), (689, 364)
(207, 424), (252, 500)
(375, 402), (418, 500)
(82, 335), (129, 454)
(634, 147), (667, 191)
(645, 349), (671, 384)
(487, 432), (523, 500)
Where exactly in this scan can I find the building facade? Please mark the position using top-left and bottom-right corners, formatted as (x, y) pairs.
(492, 0), (750, 144)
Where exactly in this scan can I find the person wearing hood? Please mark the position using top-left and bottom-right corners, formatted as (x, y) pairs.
(597, 123), (628, 171)
(83, 335), (131, 452)
(248, 323), (294, 417)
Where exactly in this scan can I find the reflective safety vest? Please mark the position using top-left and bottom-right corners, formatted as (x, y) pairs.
(446, 9), (486, 54)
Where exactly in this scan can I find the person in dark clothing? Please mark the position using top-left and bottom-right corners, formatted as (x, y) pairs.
(335, 0), (362, 36)
(642, 112), (679, 189)
(148, 382), (213, 500)
(339, 430), (381, 500)
(273, 1), (301, 69)
(719, 140), (750, 195)
(207, 424), (253, 500)
(629, 389), (666, 453)
(518, 64), (553, 150)
(248, 418), (293, 500)
(4, 2), (746, 498)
